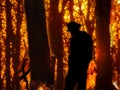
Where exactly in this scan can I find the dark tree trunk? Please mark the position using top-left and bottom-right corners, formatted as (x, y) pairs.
(11, 0), (22, 89)
(69, 0), (74, 21)
(85, 0), (95, 36)
(0, 40), (3, 90)
(24, 0), (51, 85)
(95, 0), (113, 90)
(116, 39), (120, 79)
(49, 0), (64, 90)
(5, 0), (13, 89)
(0, 1), (3, 89)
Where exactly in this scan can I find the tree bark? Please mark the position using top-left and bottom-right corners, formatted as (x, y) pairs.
(0, 1), (3, 89)
(95, 0), (113, 90)
(11, 0), (22, 89)
(5, 0), (13, 89)
(49, 0), (64, 89)
(24, 0), (51, 85)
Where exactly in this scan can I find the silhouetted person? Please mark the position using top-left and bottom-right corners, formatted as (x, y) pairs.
(65, 22), (93, 90)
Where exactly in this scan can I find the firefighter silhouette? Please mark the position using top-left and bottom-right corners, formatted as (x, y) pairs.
(65, 21), (93, 90)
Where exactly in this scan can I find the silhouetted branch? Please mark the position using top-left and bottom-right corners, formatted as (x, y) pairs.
(19, 68), (31, 80)
(18, 57), (31, 90)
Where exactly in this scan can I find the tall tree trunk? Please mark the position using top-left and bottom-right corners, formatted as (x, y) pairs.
(116, 39), (120, 80)
(0, 1), (3, 89)
(5, 0), (13, 89)
(49, 0), (64, 89)
(85, 0), (95, 36)
(95, 0), (113, 90)
(12, 0), (22, 89)
(0, 39), (3, 90)
(24, 0), (51, 86)
(69, 0), (74, 21)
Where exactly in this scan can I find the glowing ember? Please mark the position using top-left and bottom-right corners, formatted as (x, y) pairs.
(36, 83), (51, 90)
(113, 81), (119, 90)
(37, 87), (43, 90)
(0, 0), (120, 89)
(118, 0), (120, 4)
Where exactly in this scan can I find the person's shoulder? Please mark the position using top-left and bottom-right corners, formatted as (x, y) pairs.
(79, 31), (89, 36)
(80, 31), (92, 40)
(81, 31), (88, 34)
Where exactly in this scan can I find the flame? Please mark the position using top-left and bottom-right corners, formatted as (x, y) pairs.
(113, 81), (119, 90)
(58, 0), (63, 13)
(0, 0), (30, 89)
(62, 0), (96, 89)
(37, 87), (44, 90)
(118, 0), (120, 4)
(0, 0), (120, 89)
(35, 83), (52, 90)
(110, 0), (120, 89)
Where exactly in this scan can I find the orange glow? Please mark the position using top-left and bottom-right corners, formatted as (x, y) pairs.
(62, 0), (96, 89)
(110, 0), (120, 89)
(0, 0), (30, 89)
(63, 10), (70, 22)
(58, 0), (63, 13)
(1, 0), (120, 89)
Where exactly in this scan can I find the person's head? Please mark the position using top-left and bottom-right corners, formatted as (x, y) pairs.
(66, 21), (81, 36)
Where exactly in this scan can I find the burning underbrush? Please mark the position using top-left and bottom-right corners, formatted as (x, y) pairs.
(30, 81), (55, 90)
